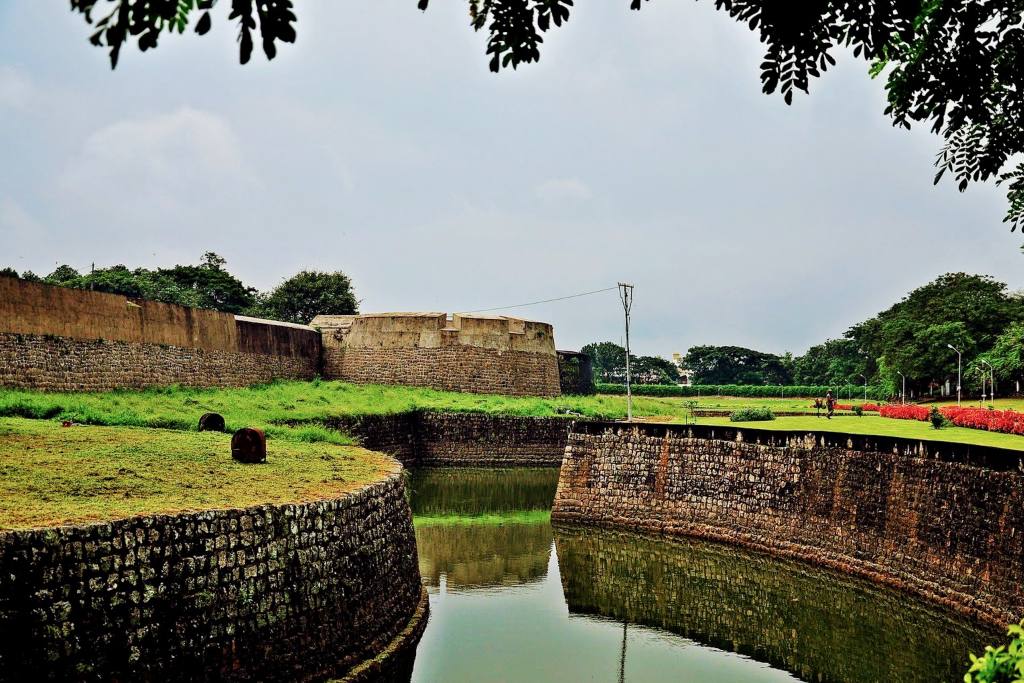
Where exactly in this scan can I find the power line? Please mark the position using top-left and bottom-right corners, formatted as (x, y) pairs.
(463, 286), (618, 313)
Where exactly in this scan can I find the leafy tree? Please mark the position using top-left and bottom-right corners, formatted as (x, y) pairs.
(793, 338), (864, 386)
(580, 342), (627, 383)
(683, 345), (792, 385)
(631, 355), (680, 385)
(156, 252), (256, 314)
(847, 273), (1020, 392)
(45, 265), (80, 284)
(0, 267), (18, 279)
(983, 323), (1024, 390)
(68, 1), (1024, 229)
(255, 270), (358, 325)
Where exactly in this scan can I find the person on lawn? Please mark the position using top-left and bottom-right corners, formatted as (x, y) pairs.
(825, 390), (836, 419)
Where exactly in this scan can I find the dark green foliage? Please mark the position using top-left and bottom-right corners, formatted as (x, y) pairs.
(254, 270), (358, 325)
(594, 383), (890, 401)
(793, 338), (865, 386)
(0, 268), (18, 279)
(729, 407), (775, 422)
(929, 405), (946, 430)
(580, 342), (626, 383)
(852, 405), (864, 416)
(683, 345), (793, 385)
(964, 620), (1024, 683)
(848, 273), (1023, 392)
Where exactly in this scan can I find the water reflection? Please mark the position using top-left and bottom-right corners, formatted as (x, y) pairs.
(405, 468), (996, 683)
(554, 525), (998, 683)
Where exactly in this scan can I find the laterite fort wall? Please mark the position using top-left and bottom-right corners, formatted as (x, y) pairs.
(313, 312), (561, 397)
(0, 471), (425, 682)
(552, 422), (1024, 626)
(327, 411), (571, 467)
(0, 278), (319, 390)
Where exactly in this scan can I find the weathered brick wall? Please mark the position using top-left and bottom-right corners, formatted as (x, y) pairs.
(326, 411), (571, 467)
(315, 312), (561, 397)
(0, 279), (321, 391)
(0, 333), (318, 391)
(0, 472), (424, 682)
(552, 422), (1024, 626)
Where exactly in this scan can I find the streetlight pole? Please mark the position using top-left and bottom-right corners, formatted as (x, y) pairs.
(947, 344), (962, 407)
(859, 373), (867, 402)
(981, 359), (994, 404)
(897, 371), (905, 405)
(618, 283), (634, 422)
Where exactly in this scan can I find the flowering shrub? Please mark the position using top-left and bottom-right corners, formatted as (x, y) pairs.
(879, 404), (1024, 436)
(879, 404), (930, 421)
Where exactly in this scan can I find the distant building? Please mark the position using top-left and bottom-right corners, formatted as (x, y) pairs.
(672, 352), (694, 386)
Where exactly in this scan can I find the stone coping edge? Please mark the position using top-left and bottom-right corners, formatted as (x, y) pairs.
(335, 586), (430, 683)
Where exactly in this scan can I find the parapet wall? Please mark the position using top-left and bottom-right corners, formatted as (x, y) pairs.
(326, 411), (571, 467)
(314, 312), (561, 397)
(0, 471), (425, 682)
(552, 422), (1024, 626)
(0, 278), (320, 391)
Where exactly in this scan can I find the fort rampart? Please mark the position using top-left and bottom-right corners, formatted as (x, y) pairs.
(552, 421), (1024, 626)
(0, 279), (563, 396)
(325, 411), (571, 467)
(0, 470), (426, 682)
(0, 278), (319, 391)
(313, 312), (561, 397)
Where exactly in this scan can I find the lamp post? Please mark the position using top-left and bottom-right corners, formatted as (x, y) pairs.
(858, 373), (867, 402)
(980, 359), (994, 403)
(947, 343), (962, 407)
(897, 371), (905, 404)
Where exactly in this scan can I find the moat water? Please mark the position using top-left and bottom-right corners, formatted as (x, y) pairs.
(403, 467), (998, 683)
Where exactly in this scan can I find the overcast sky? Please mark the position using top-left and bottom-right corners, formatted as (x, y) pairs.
(1, 2), (1019, 358)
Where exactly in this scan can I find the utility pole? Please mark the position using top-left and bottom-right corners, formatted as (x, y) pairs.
(897, 371), (905, 405)
(981, 359), (994, 404)
(618, 282), (634, 422)
(859, 373), (867, 402)
(947, 344), (962, 407)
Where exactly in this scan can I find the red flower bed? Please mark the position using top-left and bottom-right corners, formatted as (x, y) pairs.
(809, 402), (882, 412)
(878, 404), (930, 421)
(879, 403), (1024, 436)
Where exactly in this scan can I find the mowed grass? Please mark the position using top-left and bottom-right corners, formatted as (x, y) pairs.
(0, 381), (699, 441)
(705, 414), (1024, 451)
(0, 418), (396, 530)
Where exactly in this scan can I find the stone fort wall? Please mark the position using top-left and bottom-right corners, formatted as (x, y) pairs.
(552, 421), (1024, 626)
(0, 278), (320, 391)
(0, 470), (426, 682)
(313, 312), (561, 397)
(0, 279), (563, 396)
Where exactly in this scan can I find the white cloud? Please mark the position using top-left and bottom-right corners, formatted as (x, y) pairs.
(534, 178), (593, 202)
(0, 66), (32, 109)
(59, 107), (253, 213)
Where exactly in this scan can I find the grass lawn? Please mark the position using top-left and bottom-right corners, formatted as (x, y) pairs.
(0, 381), (699, 442)
(0, 417), (396, 530)
(705, 414), (1024, 451)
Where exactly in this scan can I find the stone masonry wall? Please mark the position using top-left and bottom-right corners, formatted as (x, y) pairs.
(0, 333), (318, 391)
(0, 472), (424, 682)
(0, 279), (321, 391)
(552, 422), (1024, 626)
(315, 312), (562, 397)
(326, 411), (571, 467)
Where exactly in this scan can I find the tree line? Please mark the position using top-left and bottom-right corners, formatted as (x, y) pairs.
(583, 273), (1024, 397)
(0, 252), (358, 326)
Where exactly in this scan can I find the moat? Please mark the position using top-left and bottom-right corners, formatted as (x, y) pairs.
(405, 467), (998, 683)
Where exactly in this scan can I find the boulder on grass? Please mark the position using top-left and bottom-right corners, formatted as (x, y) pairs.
(198, 412), (226, 432)
(231, 428), (266, 464)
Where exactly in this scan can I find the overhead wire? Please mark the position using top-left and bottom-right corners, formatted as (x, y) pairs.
(462, 286), (618, 313)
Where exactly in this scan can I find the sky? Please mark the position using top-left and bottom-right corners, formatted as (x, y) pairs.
(1, 2), (1020, 359)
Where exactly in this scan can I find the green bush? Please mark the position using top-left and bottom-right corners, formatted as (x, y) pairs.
(929, 405), (946, 430)
(853, 405), (864, 416)
(594, 383), (889, 401)
(964, 620), (1024, 682)
(729, 407), (775, 422)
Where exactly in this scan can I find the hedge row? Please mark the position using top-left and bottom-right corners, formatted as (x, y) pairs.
(595, 382), (890, 401)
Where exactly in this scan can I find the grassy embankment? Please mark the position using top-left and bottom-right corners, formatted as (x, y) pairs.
(0, 417), (394, 531)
